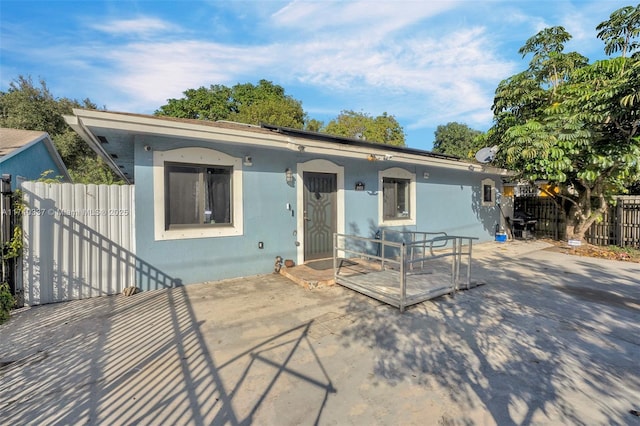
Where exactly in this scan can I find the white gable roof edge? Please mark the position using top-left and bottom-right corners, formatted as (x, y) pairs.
(66, 109), (508, 177)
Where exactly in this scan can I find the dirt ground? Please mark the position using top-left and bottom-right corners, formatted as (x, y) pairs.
(1, 240), (639, 425)
(542, 238), (640, 263)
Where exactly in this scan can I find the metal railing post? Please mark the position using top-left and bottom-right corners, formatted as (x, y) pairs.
(466, 238), (473, 289)
(409, 232), (415, 271)
(456, 237), (462, 290)
(421, 232), (426, 269)
(381, 229), (386, 270)
(333, 233), (338, 282)
(450, 238), (456, 296)
(400, 242), (406, 312)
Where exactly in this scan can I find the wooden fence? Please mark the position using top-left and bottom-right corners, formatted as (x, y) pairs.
(514, 195), (640, 248)
(588, 196), (640, 248)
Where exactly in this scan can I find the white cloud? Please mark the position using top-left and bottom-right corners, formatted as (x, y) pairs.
(90, 17), (181, 36)
(11, 0), (600, 146)
(96, 41), (276, 111)
(272, 0), (459, 37)
(0, 0), (621, 151)
(267, 25), (514, 131)
(70, 6), (516, 134)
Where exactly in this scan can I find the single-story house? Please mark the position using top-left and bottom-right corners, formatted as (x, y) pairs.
(64, 109), (507, 288)
(0, 128), (71, 189)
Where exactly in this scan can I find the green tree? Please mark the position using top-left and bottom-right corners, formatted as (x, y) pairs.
(490, 7), (640, 241)
(304, 118), (324, 132)
(596, 4), (640, 58)
(517, 27), (589, 95)
(322, 110), (405, 146)
(0, 76), (118, 184)
(156, 79), (306, 128)
(155, 85), (233, 121)
(432, 122), (484, 158)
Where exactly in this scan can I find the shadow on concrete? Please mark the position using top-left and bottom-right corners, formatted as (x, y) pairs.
(21, 186), (180, 306)
(339, 245), (640, 424)
(0, 278), (336, 425)
(3, 242), (638, 424)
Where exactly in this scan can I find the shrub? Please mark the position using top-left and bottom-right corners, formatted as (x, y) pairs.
(0, 282), (15, 324)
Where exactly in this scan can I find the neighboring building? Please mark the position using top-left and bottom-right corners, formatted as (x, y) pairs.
(0, 128), (71, 188)
(65, 109), (507, 288)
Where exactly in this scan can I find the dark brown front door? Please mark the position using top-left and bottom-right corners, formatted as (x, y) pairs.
(303, 172), (337, 261)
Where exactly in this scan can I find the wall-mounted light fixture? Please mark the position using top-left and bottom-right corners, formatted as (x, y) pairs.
(368, 153), (392, 162)
(243, 155), (253, 166)
(285, 168), (294, 185)
(144, 145), (151, 152)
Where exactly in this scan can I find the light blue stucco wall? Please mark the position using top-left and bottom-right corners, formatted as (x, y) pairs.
(133, 136), (299, 290)
(0, 141), (69, 190)
(343, 162), (501, 240)
(133, 136), (502, 288)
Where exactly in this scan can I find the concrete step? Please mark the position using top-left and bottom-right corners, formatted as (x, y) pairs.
(279, 264), (335, 289)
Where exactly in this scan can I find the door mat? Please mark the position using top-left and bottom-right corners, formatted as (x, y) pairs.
(305, 258), (357, 271)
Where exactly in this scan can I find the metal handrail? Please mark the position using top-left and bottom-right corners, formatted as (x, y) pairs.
(382, 229), (449, 268)
(334, 232), (477, 312)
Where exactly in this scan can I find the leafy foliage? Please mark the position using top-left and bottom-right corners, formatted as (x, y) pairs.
(596, 5), (640, 58)
(157, 80), (406, 145)
(304, 118), (324, 132)
(0, 76), (119, 184)
(36, 169), (65, 183)
(490, 6), (640, 241)
(0, 282), (14, 324)
(432, 122), (483, 158)
(2, 190), (25, 260)
(0, 191), (22, 323)
(156, 79), (306, 128)
(323, 110), (405, 146)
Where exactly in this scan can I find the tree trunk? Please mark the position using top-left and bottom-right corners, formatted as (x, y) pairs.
(566, 221), (590, 242)
(565, 203), (589, 242)
(565, 202), (609, 242)
(565, 219), (582, 241)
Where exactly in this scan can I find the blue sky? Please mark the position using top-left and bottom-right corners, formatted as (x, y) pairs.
(0, 0), (626, 151)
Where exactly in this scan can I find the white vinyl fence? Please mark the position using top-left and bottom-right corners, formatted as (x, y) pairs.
(21, 182), (136, 305)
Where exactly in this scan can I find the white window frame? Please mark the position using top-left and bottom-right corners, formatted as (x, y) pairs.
(379, 167), (416, 226)
(153, 147), (243, 240)
(481, 178), (496, 207)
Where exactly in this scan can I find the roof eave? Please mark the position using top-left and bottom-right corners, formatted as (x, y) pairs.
(64, 114), (130, 183)
(67, 109), (510, 176)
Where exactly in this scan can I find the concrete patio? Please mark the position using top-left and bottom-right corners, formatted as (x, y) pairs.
(1, 240), (639, 425)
